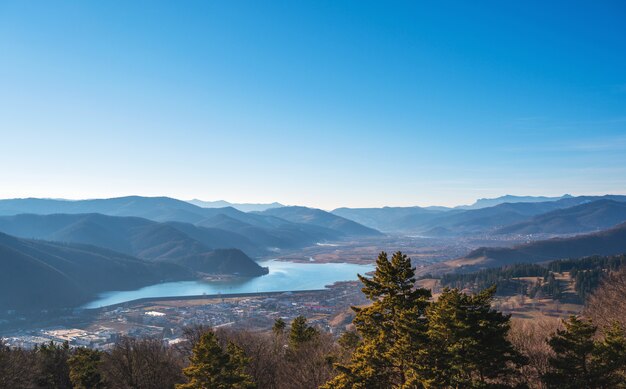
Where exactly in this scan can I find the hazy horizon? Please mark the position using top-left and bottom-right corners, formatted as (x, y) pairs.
(0, 192), (621, 211)
(1, 1), (625, 209)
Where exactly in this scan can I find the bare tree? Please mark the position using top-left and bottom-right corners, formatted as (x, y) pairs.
(278, 332), (337, 389)
(101, 337), (183, 389)
(217, 329), (283, 389)
(584, 269), (626, 332)
(508, 318), (561, 388)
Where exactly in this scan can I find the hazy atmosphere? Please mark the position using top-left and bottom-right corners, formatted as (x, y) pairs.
(2, 2), (626, 388)
(1, 1), (625, 208)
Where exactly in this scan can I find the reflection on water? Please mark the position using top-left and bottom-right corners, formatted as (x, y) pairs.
(84, 260), (374, 308)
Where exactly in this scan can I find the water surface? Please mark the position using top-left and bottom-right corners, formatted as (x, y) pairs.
(84, 260), (373, 308)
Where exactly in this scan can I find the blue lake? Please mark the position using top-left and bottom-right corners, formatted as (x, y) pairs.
(84, 260), (374, 308)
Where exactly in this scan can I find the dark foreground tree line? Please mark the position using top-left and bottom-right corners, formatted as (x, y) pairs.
(2, 251), (626, 388)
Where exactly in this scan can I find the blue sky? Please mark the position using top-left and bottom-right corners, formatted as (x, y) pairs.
(1, 1), (625, 209)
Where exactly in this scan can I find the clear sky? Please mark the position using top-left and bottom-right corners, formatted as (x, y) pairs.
(1, 1), (625, 209)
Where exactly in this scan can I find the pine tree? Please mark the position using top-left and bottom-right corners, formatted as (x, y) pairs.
(288, 316), (318, 349)
(177, 331), (255, 389)
(272, 317), (286, 336)
(543, 316), (626, 388)
(35, 341), (72, 389)
(68, 348), (104, 389)
(425, 286), (524, 388)
(543, 315), (597, 388)
(593, 322), (626, 387)
(337, 331), (360, 352)
(323, 251), (431, 388)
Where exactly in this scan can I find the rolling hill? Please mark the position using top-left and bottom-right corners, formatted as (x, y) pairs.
(0, 196), (209, 223)
(260, 206), (382, 237)
(456, 194), (574, 210)
(188, 199), (284, 212)
(454, 222), (626, 270)
(0, 213), (268, 276)
(333, 195), (626, 235)
(496, 199), (626, 235)
(331, 206), (445, 232)
(0, 232), (192, 310)
(0, 197), (372, 249)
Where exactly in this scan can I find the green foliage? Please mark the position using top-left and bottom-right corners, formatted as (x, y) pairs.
(177, 331), (255, 389)
(324, 251), (432, 388)
(272, 317), (286, 336)
(549, 254), (626, 300)
(325, 251), (525, 388)
(337, 331), (360, 351)
(34, 341), (72, 389)
(68, 348), (104, 389)
(439, 254), (626, 302)
(426, 286), (524, 388)
(288, 315), (318, 349)
(441, 263), (548, 294)
(543, 316), (626, 388)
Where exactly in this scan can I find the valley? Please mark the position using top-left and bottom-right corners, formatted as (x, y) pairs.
(3, 194), (626, 349)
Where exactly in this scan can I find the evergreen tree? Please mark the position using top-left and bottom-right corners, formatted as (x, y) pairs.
(323, 251), (431, 388)
(337, 331), (360, 352)
(425, 286), (524, 388)
(177, 331), (255, 389)
(272, 317), (286, 336)
(68, 348), (105, 389)
(34, 341), (72, 389)
(543, 316), (626, 388)
(593, 322), (626, 387)
(288, 316), (318, 349)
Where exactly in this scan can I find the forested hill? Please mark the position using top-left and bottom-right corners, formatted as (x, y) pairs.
(0, 232), (192, 310)
(459, 222), (626, 268)
(439, 254), (626, 301)
(0, 213), (269, 277)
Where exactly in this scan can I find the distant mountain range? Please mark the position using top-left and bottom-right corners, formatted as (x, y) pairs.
(332, 195), (626, 235)
(0, 197), (379, 248)
(187, 199), (284, 212)
(453, 222), (626, 271)
(0, 232), (192, 310)
(3, 193), (626, 311)
(456, 194), (574, 210)
(495, 200), (626, 235)
(258, 206), (382, 237)
(0, 213), (267, 276)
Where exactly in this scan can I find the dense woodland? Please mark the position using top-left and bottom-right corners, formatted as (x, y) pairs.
(439, 254), (626, 301)
(2, 251), (626, 388)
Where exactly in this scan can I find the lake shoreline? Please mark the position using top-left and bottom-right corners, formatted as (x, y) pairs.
(83, 260), (375, 309)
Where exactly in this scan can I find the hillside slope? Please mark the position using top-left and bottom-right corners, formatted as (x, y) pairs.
(0, 197), (353, 249)
(331, 206), (444, 232)
(456, 222), (626, 270)
(0, 213), (268, 276)
(0, 232), (192, 310)
(333, 195), (626, 235)
(495, 200), (626, 234)
(260, 206), (382, 237)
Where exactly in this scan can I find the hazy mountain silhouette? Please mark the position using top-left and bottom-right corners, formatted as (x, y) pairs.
(496, 200), (626, 235)
(333, 195), (626, 235)
(457, 222), (626, 269)
(456, 194), (574, 210)
(260, 206), (382, 237)
(0, 232), (192, 310)
(0, 196), (377, 250)
(0, 196), (210, 223)
(331, 206), (445, 232)
(188, 199), (284, 212)
(0, 213), (268, 276)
